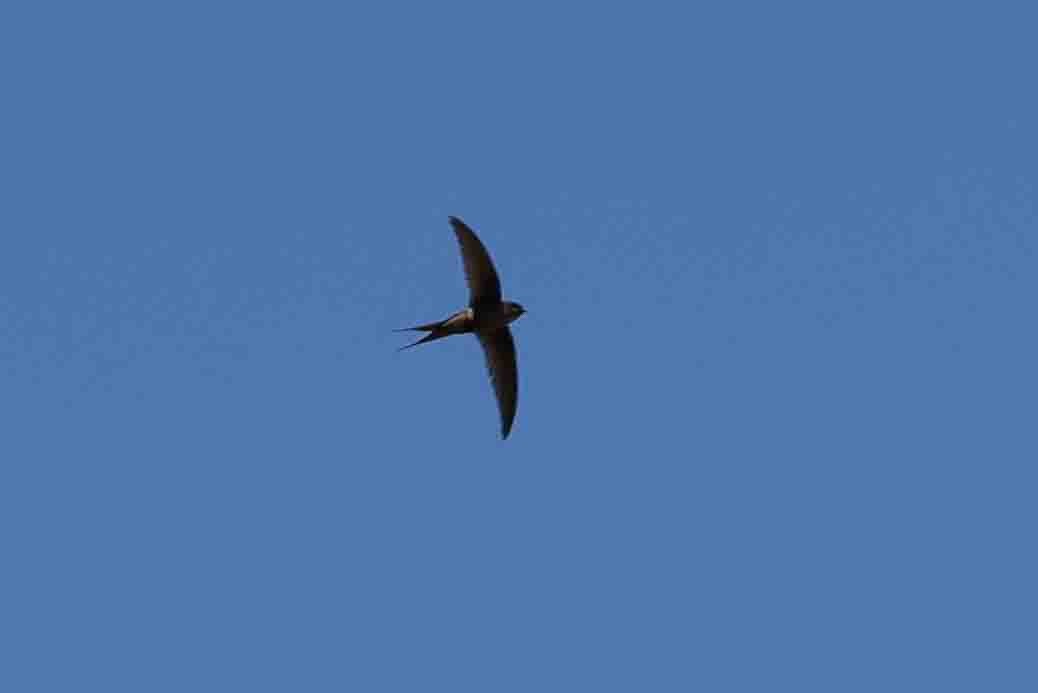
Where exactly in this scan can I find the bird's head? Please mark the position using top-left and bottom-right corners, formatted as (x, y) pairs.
(505, 301), (527, 321)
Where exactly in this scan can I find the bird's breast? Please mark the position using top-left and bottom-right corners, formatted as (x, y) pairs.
(473, 305), (513, 330)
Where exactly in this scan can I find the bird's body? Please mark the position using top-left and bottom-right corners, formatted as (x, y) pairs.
(398, 302), (524, 346)
(398, 217), (526, 439)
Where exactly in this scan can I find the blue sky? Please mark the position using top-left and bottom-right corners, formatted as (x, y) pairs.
(2, 2), (1036, 690)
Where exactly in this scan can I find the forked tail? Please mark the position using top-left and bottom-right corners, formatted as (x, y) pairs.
(395, 319), (449, 350)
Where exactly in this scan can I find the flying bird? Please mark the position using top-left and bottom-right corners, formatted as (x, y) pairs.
(397, 216), (526, 439)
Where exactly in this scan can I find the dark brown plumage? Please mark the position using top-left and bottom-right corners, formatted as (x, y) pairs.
(450, 216), (503, 307)
(397, 217), (526, 439)
(477, 327), (519, 439)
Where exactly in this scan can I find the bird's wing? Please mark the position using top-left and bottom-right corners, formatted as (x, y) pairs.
(476, 327), (518, 439)
(449, 216), (502, 307)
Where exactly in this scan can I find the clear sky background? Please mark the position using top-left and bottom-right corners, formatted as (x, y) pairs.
(2, 2), (1036, 691)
